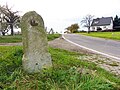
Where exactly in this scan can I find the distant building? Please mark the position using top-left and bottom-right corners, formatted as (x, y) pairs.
(64, 30), (70, 34)
(91, 17), (113, 31)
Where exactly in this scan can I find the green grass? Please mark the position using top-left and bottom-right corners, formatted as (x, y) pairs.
(79, 32), (120, 40)
(0, 34), (61, 43)
(0, 46), (120, 90)
(47, 34), (61, 41)
(0, 35), (22, 43)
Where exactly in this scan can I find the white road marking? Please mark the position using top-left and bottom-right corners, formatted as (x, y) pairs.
(62, 35), (120, 61)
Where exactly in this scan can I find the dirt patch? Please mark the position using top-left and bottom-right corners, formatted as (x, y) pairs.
(48, 37), (94, 55)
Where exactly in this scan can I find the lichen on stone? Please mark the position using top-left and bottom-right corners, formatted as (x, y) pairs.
(21, 11), (52, 73)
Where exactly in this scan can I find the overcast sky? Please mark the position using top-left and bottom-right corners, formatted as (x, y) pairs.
(0, 0), (120, 32)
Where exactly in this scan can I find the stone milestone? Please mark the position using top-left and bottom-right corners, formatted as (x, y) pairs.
(21, 11), (52, 73)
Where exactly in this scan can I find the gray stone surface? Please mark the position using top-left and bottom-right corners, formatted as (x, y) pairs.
(21, 11), (52, 73)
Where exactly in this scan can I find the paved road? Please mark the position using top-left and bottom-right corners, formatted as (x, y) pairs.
(63, 34), (120, 60)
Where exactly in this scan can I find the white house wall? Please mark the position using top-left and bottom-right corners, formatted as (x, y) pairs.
(108, 20), (113, 29)
(91, 21), (113, 31)
(100, 25), (111, 30)
(91, 19), (113, 31)
(92, 25), (112, 31)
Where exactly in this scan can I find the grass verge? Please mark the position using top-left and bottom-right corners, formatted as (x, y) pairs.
(0, 46), (120, 90)
(78, 32), (120, 40)
(47, 34), (61, 41)
(0, 35), (22, 43)
(0, 34), (61, 43)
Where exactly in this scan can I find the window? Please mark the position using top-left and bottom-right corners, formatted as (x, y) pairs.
(103, 26), (106, 29)
(97, 27), (102, 31)
(92, 27), (95, 30)
(94, 21), (99, 24)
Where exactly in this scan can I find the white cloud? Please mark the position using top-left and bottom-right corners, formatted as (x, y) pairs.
(0, 0), (120, 32)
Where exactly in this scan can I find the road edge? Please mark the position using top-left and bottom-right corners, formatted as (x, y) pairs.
(62, 34), (120, 61)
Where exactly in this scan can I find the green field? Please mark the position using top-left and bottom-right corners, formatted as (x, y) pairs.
(0, 35), (22, 43)
(0, 34), (61, 43)
(79, 32), (120, 40)
(0, 46), (120, 90)
(47, 34), (61, 41)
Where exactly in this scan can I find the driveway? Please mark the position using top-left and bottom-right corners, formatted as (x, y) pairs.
(63, 34), (120, 60)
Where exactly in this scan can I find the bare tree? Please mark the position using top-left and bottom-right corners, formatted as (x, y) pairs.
(0, 21), (9, 36)
(0, 4), (20, 35)
(0, 12), (9, 35)
(48, 28), (54, 34)
(81, 14), (94, 33)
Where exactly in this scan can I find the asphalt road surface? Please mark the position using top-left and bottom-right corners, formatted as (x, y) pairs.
(63, 34), (120, 60)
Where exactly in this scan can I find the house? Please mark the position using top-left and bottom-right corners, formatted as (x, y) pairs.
(91, 17), (113, 31)
(64, 30), (71, 34)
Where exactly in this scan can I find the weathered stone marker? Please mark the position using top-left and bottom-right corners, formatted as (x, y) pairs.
(21, 11), (52, 73)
